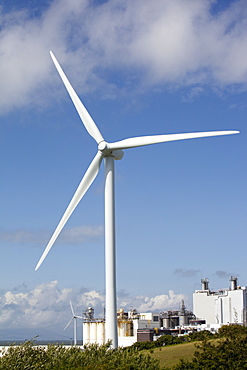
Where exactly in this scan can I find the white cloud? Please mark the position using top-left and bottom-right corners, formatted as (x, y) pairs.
(0, 281), (187, 333)
(0, 281), (71, 329)
(118, 290), (187, 312)
(1, 0), (247, 113)
(181, 86), (205, 102)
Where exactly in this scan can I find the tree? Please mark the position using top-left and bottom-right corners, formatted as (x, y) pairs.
(184, 330), (214, 342)
(218, 324), (247, 339)
(0, 341), (160, 370)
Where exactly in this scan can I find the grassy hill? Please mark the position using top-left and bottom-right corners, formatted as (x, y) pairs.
(144, 341), (198, 368)
(146, 325), (247, 369)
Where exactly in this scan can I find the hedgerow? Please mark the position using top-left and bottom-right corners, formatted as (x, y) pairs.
(0, 340), (160, 370)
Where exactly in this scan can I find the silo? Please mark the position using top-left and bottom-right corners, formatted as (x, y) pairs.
(179, 314), (189, 326)
(118, 321), (127, 337)
(163, 317), (170, 328)
(83, 322), (91, 344)
(97, 322), (105, 344)
(89, 322), (97, 343)
(127, 321), (133, 336)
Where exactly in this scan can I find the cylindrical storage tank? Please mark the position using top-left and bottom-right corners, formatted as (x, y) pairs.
(118, 321), (127, 337)
(179, 315), (189, 326)
(97, 322), (105, 345)
(163, 317), (170, 328)
(127, 322), (133, 336)
(117, 322), (121, 337)
(83, 322), (90, 345)
(90, 322), (97, 343)
(184, 315), (189, 325)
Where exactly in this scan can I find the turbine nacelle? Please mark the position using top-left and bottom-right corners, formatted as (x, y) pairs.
(111, 150), (124, 160)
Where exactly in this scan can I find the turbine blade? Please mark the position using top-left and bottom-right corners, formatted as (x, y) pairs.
(50, 51), (104, 144)
(64, 317), (73, 331)
(70, 300), (75, 316)
(108, 131), (239, 151)
(35, 151), (103, 270)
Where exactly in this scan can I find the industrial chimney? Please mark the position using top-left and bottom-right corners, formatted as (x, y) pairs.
(201, 278), (209, 290)
(229, 276), (238, 290)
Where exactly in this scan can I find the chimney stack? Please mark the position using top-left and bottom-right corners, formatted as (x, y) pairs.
(230, 276), (237, 290)
(201, 278), (209, 290)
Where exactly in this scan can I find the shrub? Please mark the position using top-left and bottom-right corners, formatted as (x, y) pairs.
(155, 334), (184, 347)
(131, 335), (184, 352)
(131, 341), (156, 351)
(184, 330), (214, 342)
(218, 324), (247, 339)
(0, 341), (160, 370)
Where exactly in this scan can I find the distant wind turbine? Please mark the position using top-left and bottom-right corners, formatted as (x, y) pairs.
(64, 300), (82, 346)
(35, 51), (239, 348)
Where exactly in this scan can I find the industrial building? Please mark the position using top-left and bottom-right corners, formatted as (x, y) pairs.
(82, 306), (163, 346)
(160, 300), (195, 328)
(193, 277), (247, 326)
(82, 300), (195, 346)
(81, 276), (247, 346)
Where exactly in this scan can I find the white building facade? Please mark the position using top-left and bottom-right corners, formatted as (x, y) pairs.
(193, 277), (247, 326)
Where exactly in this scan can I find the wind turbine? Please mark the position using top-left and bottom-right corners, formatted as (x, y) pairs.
(35, 51), (239, 348)
(64, 300), (82, 346)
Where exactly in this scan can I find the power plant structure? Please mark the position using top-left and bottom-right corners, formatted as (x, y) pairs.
(82, 307), (105, 345)
(193, 277), (247, 326)
(75, 277), (246, 346)
(160, 300), (195, 328)
(82, 301), (195, 346)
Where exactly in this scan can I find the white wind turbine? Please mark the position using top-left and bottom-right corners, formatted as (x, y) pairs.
(35, 51), (239, 348)
(64, 300), (82, 346)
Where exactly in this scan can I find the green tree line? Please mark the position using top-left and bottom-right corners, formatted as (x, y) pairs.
(0, 341), (159, 370)
(0, 325), (246, 369)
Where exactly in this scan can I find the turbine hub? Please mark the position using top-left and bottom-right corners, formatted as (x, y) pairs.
(98, 141), (111, 156)
(98, 141), (124, 160)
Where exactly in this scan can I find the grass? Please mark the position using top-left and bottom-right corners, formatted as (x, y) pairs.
(144, 341), (198, 368)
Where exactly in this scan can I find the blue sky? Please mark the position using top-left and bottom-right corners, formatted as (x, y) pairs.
(0, 0), (246, 339)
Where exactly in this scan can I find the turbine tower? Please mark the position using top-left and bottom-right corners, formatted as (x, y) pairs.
(35, 51), (239, 348)
(64, 300), (82, 346)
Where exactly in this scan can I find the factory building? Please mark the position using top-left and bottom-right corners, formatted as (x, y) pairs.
(81, 277), (247, 346)
(82, 307), (105, 345)
(82, 307), (163, 347)
(82, 300), (195, 346)
(160, 300), (195, 328)
(193, 277), (247, 326)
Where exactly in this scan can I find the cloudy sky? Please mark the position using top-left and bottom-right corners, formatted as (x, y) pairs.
(0, 0), (246, 340)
